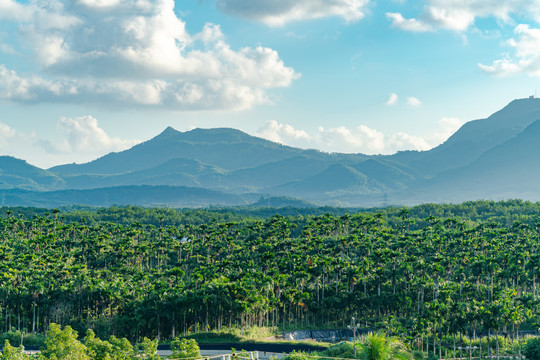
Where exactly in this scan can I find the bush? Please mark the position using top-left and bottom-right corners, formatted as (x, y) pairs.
(139, 338), (159, 360)
(22, 333), (46, 347)
(0, 332), (23, 347)
(282, 350), (314, 360)
(1, 339), (30, 360)
(321, 342), (355, 358)
(0, 331), (46, 348)
(524, 338), (540, 360)
(170, 338), (200, 359)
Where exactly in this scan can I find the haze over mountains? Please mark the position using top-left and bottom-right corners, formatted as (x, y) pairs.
(1, 97), (540, 208)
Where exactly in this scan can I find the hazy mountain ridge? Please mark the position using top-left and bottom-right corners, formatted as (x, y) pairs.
(407, 118), (540, 203)
(1, 97), (539, 207)
(0, 156), (65, 191)
(50, 127), (321, 175)
(403, 98), (540, 177)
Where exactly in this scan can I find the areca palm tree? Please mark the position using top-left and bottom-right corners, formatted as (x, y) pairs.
(355, 331), (413, 360)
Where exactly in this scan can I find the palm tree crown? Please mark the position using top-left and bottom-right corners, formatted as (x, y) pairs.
(355, 332), (413, 360)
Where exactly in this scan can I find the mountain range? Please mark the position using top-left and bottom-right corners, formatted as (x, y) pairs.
(1, 97), (540, 208)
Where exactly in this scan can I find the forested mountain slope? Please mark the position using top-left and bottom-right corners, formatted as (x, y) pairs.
(0, 156), (64, 191)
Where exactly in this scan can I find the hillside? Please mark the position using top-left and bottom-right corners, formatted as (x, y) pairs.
(0, 156), (64, 191)
(408, 118), (540, 203)
(49, 127), (321, 174)
(62, 158), (228, 189)
(399, 97), (540, 177)
(273, 163), (387, 198)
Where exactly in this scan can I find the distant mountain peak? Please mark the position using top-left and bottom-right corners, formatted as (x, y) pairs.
(178, 127), (258, 144)
(156, 126), (181, 138)
(152, 127), (259, 145)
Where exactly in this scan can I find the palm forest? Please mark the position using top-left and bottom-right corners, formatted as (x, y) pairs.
(0, 200), (540, 358)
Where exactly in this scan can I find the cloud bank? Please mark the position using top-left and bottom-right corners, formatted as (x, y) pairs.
(256, 117), (462, 155)
(216, 0), (369, 26)
(0, 0), (299, 110)
(387, 0), (540, 32)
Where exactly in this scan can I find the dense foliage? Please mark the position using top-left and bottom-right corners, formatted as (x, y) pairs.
(355, 332), (412, 360)
(0, 200), (538, 352)
(524, 337), (540, 360)
(0, 324), (187, 360)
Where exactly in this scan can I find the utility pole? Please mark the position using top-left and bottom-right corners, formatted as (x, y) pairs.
(348, 316), (361, 358)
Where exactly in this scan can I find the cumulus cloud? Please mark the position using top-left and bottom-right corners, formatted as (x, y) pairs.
(479, 24), (540, 76)
(0, 122), (16, 147)
(386, 93), (399, 105)
(256, 121), (432, 154)
(386, 13), (433, 32)
(38, 116), (138, 155)
(317, 125), (387, 153)
(0, 0), (299, 110)
(406, 97), (422, 107)
(386, 0), (540, 32)
(215, 0), (369, 26)
(256, 120), (312, 147)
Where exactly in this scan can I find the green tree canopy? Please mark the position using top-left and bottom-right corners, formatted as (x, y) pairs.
(170, 338), (200, 359)
(40, 324), (89, 360)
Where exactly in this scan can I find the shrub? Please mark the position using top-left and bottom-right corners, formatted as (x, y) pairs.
(170, 338), (200, 359)
(282, 350), (314, 360)
(524, 338), (540, 360)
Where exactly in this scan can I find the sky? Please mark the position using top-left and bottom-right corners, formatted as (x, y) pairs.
(1, 0), (540, 168)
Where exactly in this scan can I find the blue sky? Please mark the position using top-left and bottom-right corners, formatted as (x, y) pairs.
(0, 0), (539, 168)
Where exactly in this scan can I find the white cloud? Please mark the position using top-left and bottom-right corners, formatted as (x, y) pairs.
(406, 96), (422, 107)
(215, 0), (369, 26)
(37, 116), (138, 156)
(77, 0), (123, 9)
(389, 132), (431, 151)
(479, 24), (540, 77)
(386, 92), (399, 105)
(58, 116), (138, 153)
(317, 125), (387, 153)
(0, 0), (33, 21)
(256, 120), (312, 147)
(0, 65), (55, 101)
(0, 44), (17, 55)
(0, 122), (16, 147)
(256, 121), (433, 155)
(0, 0), (299, 110)
(425, 117), (464, 145)
(386, 13), (433, 32)
(387, 0), (540, 32)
